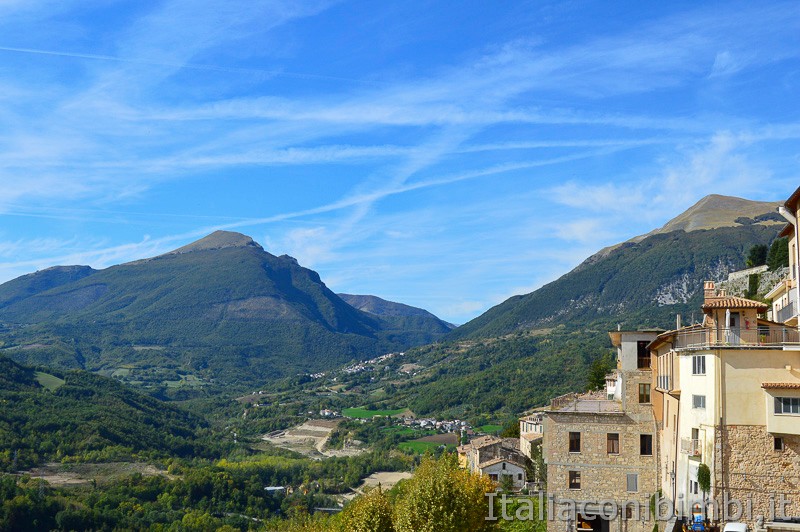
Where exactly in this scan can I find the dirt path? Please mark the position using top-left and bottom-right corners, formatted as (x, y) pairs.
(262, 419), (366, 458)
(22, 462), (170, 487)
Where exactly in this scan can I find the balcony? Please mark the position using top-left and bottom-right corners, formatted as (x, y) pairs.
(672, 326), (799, 350)
(680, 438), (701, 457)
(777, 290), (798, 324)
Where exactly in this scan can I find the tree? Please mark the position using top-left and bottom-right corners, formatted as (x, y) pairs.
(697, 463), (711, 499)
(500, 421), (520, 438)
(500, 474), (515, 493)
(340, 487), (394, 532)
(393, 454), (495, 532)
(530, 441), (546, 490)
(586, 352), (614, 391)
(746, 244), (768, 268)
(767, 237), (790, 271)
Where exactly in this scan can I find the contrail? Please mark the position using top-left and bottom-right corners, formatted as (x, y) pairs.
(0, 45), (381, 85)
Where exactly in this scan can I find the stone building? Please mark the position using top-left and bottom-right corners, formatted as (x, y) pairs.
(458, 435), (528, 491)
(542, 330), (661, 532)
(650, 281), (800, 532)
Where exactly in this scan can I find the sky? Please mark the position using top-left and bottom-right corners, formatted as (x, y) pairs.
(0, 1), (798, 324)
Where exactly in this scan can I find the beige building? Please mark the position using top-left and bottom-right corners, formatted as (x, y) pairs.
(520, 412), (544, 459)
(543, 330), (661, 532)
(770, 186), (800, 328)
(651, 281), (800, 532)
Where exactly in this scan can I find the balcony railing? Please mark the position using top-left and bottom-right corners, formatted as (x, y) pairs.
(777, 290), (798, 324)
(680, 438), (701, 457)
(672, 326), (799, 350)
(778, 302), (797, 324)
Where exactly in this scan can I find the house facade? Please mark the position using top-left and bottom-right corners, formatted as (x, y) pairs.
(542, 330), (661, 532)
(650, 281), (800, 532)
(457, 435), (528, 491)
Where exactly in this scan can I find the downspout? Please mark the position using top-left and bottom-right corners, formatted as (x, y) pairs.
(716, 348), (723, 518)
(778, 206), (799, 324)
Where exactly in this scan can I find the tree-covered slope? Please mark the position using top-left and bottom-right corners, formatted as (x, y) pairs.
(450, 224), (782, 340)
(0, 231), (448, 387)
(0, 265), (97, 309)
(338, 293), (454, 345)
(0, 357), (214, 471)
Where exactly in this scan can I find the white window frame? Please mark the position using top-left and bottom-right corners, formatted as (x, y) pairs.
(774, 397), (800, 415)
(692, 394), (706, 409)
(692, 355), (706, 375)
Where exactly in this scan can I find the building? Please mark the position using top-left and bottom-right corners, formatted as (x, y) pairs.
(520, 412), (545, 459)
(771, 186), (800, 328)
(650, 281), (800, 532)
(542, 330), (661, 532)
(458, 435), (528, 491)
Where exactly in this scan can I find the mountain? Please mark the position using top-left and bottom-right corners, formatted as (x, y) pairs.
(0, 265), (97, 309)
(449, 195), (783, 340)
(585, 194), (782, 263)
(347, 195), (787, 420)
(338, 293), (455, 338)
(0, 356), (211, 471)
(0, 231), (448, 389)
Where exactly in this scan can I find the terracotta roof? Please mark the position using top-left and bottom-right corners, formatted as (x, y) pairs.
(762, 383), (800, 390)
(702, 296), (768, 311)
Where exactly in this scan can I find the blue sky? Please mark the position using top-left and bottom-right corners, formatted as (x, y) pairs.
(0, 1), (798, 324)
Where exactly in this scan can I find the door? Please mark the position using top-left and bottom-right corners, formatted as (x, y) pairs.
(729, 312), (741, 344)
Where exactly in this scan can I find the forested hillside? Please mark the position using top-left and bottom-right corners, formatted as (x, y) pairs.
(0, 231), (450, 390)
(0, 357), (219, 471)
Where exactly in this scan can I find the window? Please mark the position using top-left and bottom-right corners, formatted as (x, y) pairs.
(607, 433), (620, 454)
(626, 473), (638, 492)
(489, 474), (498, 481)
(637, 341), (650, 369)
(639, 383), (651, 404)
(692, 355), (706, 375)
(690, 480), (699, 495)
(692, 395), (706, 409)
(569, 471), (581, 490)
(518, 473), (523, 480)
(640, 434), (653, 456)
(775, 437), (785, 451)
(775, 397), (800, 414)
(569, 432), (581, 453)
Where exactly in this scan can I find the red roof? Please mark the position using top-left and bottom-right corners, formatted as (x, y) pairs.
(702, 296), (768, 311)
(762, 383), (800, 390)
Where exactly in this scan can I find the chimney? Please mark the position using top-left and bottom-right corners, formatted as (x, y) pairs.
(676, 314), (682, 330)
(703, 281), (716, 302)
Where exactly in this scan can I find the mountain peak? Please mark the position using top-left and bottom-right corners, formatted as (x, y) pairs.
(168, 230), (263, 255)
(659, 194), (782, 233)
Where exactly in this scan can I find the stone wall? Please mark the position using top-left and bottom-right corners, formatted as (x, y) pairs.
(544, 411), (658, 532)
(715, 425), (800, 527)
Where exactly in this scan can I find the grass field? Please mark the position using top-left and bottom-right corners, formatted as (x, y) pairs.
(477, 424), (503, 434)
(398, 439), (457, 454)
(398, 441), (440, 453)
(34, 371), (65, 391)
(342, 407), (408, 418)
